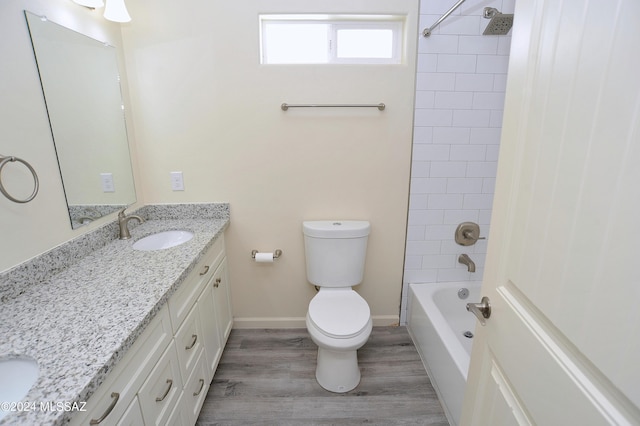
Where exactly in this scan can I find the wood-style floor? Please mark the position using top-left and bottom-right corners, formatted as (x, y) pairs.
(196, 327), (448, 425)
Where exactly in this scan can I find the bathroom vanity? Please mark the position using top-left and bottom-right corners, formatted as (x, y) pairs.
(0, 204), (231, 425)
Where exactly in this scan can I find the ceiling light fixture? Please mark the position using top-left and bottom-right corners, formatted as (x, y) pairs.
(103, 0), (131, 23)
(72, 0), (105, 8)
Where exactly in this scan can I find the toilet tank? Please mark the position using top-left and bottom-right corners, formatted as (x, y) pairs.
(302, 220), (370, 287)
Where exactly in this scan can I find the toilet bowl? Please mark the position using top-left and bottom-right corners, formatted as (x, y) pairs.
(306, 288), (373, 392)
(302, 220), (372, 393)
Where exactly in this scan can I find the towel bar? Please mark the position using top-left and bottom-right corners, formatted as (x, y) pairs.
(281, 103), (385, 111)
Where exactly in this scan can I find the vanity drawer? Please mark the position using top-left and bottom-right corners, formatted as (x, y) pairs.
(138, 341), (183, 426)
(70, 306), (172, 426)
(166, 391), (190, 426)
(174, 303), (205, 384)
(117, 396), (144, 426)
(168, 234), (225, 332)
(183, 348), (210, 424)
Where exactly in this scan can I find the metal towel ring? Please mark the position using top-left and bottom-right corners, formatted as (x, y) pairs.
(0, 155), (40, 203)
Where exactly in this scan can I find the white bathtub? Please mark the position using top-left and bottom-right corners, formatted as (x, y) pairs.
(407, 281), (482, 426)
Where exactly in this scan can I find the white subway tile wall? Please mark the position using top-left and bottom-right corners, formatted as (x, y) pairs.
(401, 0), (515, 324)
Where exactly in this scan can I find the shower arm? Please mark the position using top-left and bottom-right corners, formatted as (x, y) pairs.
(422, 0), (466, 37)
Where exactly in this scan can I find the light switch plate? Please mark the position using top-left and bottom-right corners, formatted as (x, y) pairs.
(170, 171), (185, 191)
(100, 173), (115, 192)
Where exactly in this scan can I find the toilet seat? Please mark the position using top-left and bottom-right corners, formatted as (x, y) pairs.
(308, 290), (371, 339)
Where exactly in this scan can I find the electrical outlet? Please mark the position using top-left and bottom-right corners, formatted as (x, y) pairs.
(170, 171), (185, 191)
(100, 173), (115, 192)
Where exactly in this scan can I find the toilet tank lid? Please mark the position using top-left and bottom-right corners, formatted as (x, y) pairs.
(303, 220), (370, 238)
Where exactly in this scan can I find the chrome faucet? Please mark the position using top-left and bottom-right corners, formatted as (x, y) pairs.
(118, 208), (144, 240)
(458, 254), (476, 273)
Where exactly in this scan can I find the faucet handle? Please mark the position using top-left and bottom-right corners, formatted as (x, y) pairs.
(455, 222), (484, 246)
(118, 207), (127, 218)
(463, 229), (485, 240)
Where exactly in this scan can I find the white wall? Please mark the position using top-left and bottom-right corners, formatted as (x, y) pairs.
(121, 0), (419, 327)
(401, 0), (515, 323)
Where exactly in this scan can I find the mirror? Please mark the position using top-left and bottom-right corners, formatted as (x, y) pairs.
(25, 11), (136, 229)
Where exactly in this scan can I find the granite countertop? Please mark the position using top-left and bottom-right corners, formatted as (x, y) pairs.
(0, 204), (229, 425)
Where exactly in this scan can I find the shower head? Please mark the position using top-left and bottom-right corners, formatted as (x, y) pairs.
(482, 7), (513, 36)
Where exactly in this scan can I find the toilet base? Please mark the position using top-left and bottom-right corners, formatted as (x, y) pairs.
(315, 347), (360, 393)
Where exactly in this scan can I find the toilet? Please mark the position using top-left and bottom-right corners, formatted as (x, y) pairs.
(302, 220), (373, 393)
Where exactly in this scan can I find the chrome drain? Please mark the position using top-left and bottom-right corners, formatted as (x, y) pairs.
(457, 288), (469, 299)
(463, 331), (474, 338)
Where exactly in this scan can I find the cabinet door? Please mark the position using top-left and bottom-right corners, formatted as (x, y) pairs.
(213, 257), (232, 344)
(198, 280), (222, 381)
(138, 342), (183, 426)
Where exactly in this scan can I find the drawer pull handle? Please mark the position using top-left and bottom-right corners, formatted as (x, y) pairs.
(89, 392), (119, 425)
(200, 265), (210, 276)
(185, 334), (198, 350)
(193, 378), (205, 396)
(156, 379), (173, 402)
(214, 277), (222, 288)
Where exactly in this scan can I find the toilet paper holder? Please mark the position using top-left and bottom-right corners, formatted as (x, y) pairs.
(251, 249), (283, 259)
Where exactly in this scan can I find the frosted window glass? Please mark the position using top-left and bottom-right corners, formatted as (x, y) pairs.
(264, 24), (328, 64)
(260, 17), (403, 65)
(336, 29), (393, 59)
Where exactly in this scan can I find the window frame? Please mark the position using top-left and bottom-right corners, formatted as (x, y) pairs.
(259, 15), (405, 65)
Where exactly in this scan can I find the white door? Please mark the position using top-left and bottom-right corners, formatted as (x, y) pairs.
(460, 0), (640, 424)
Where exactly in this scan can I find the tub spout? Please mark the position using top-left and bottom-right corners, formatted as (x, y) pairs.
(458, 254), (476, 273)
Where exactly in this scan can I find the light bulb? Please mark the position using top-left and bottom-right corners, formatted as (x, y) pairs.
(103, 0), (131, 22)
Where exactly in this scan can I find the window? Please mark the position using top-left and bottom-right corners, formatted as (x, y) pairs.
(260, 15), (404, 64)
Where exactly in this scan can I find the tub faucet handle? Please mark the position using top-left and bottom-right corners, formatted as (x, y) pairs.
(466, 296), (491, 326)
(455, 222), (485, 246)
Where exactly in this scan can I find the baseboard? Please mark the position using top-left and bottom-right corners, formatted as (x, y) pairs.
(232, 315), (400, 329)
(233, 317), (306, 329)
(371, 315), (400, 327)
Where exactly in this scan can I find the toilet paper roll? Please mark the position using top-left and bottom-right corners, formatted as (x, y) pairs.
(254, 252), (274, 263)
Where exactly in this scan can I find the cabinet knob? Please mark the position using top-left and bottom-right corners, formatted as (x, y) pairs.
(214, 277), (222, 288)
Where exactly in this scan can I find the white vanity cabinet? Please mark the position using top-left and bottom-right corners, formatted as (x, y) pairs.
(71, 234), (232, 426)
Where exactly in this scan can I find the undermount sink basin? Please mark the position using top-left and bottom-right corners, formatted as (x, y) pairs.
(132, 230), (194, 251)
(0, 357), (39, 420)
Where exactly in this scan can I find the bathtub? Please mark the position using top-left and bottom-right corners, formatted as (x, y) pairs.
(407, 281), (482, 426)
